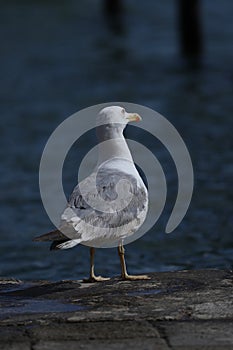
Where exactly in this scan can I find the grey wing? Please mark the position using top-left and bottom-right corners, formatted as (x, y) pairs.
(66, 168), (148, 230)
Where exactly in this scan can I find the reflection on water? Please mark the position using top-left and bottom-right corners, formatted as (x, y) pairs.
(0, 1), (232, 280)
(0, 297), (84, 316)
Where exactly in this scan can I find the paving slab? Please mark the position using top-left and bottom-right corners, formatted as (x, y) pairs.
(0, 269), (232, 349)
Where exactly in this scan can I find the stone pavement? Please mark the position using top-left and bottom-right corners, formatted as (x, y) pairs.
(0, 269), (233, 349)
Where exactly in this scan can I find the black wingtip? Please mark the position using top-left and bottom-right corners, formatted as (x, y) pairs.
(33, 236), (41, 242)
(50, 240), (68, 251)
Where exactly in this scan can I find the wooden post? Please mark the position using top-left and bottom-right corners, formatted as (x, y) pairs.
(104, 0), (123, 15)
(103, 0), (124, 34)
(177, 0), (203, 58)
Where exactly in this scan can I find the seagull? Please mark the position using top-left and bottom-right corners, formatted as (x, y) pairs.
(34, 106), (149, 282)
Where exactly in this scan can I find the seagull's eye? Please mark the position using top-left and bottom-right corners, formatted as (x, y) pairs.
(121, 108), (125, 114)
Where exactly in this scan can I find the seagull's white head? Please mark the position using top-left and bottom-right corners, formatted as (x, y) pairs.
(96, 106), (141, 142)
(97, 106), (141, 127)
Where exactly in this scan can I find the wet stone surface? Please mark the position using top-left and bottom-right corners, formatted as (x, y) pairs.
(0, 270), (233, 349)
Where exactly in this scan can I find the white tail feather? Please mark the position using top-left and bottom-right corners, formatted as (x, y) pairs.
(56, 239), (81, 250)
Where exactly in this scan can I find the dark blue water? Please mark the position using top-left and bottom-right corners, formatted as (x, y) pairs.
(0, 1), (232, 281)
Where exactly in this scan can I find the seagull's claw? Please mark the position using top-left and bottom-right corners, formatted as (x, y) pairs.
(121, 274), (150, 281)
(83, 275), (110, 283)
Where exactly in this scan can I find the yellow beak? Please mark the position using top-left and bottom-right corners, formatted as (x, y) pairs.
(126, 113), (142, 122)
